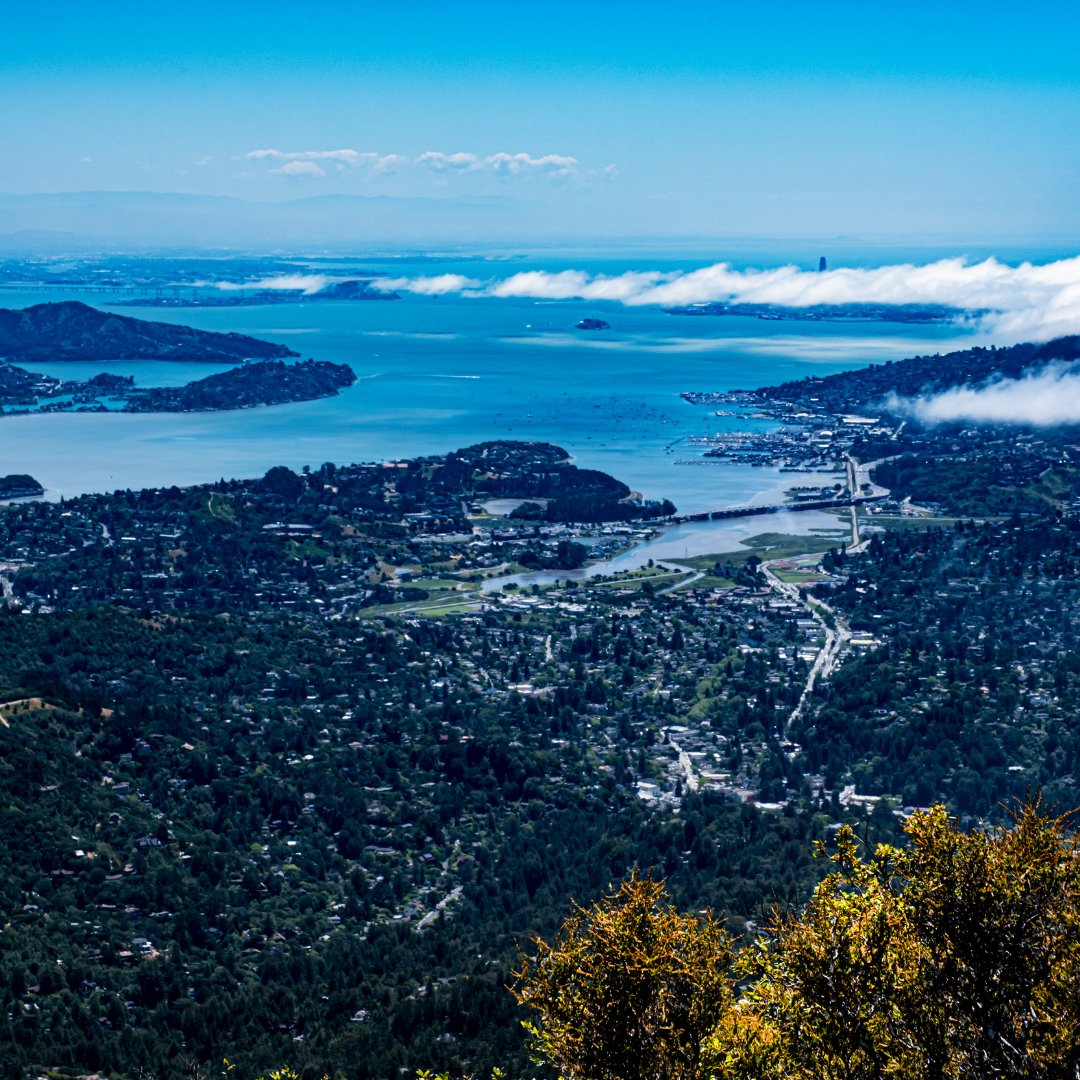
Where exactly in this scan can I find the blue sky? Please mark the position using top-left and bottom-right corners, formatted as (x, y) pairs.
(3, 1), (1079, 244)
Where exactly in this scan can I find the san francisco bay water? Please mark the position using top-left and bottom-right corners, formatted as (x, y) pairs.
(0, 254), (981, 530)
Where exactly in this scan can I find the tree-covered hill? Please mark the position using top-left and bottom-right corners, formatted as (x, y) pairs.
(0, 300), (298, 363)
(3, 441), (1080, 1078)
(123, 358), (356, 411)
(734, 335), (1080, 414)
(0, 601), (832, 1079)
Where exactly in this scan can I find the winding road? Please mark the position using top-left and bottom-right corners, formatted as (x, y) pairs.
(760, 558), (852, 731)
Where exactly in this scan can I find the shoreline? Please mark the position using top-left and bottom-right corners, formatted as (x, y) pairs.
(0, 279), (966, 510)
(480, 507), (849, 592)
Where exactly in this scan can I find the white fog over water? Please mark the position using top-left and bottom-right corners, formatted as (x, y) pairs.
(0, 251), (1023, 523)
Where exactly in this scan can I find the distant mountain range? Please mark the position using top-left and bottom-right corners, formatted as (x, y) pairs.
(0, 190), (521, 250)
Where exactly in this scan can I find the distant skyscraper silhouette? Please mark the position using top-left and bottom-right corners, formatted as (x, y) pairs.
(818, 256), (827, 272)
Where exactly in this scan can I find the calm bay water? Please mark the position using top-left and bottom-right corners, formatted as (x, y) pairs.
(0, 256), (980, 517)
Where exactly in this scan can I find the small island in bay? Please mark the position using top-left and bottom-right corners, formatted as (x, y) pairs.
(0, 473), (44, 498)
(0, 300), (298, 362)
(0, 358), (357, 415)
(0, 301), (357, 415)
(575, 316), (611, 330)
(123, 358), (356, 411)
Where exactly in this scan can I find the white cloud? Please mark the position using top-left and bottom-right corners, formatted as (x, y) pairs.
(247, 147), (588, 180)
(416, 151), (481, 171)
(247, 148), (364, 165)
(892, 362), (1080, 427)
(414, 151), (580, 177)
(376, 273), (481, 296)
(206, 272), (479, 297)
(380, 256), (1080, 341)
(371, 153), (409, 172)
(488, 269), (674, 302)
(211, 274), (331, 295)
(246, 149), (407, 176)
(276, 161), (326, 178)
(485, 152), (579, 177)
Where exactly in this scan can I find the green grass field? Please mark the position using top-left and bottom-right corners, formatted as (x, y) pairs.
(673, 531), (845, 569)
(772, 568), (827, 583)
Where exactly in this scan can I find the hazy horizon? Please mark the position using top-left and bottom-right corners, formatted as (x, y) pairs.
(3, 2), (1079, 249)
(4, 191), (1078, 257)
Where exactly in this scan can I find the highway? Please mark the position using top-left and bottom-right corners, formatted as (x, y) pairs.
(760, 556), (852, 732)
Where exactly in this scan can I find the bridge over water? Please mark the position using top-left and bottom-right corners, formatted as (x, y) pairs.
(670, 494), (884, 524)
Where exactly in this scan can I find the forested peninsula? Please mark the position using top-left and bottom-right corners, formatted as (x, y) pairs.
(680, 334), (1080, 518)
(0, 473), (43, 498)
(123, 358), (356, 411)
(0, 301), (357, 414)
(0, 357), (356, 414)
(0, 300), (297, 363)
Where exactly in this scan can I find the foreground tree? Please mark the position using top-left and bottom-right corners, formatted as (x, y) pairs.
(728, 802), (1080, 1079)
(510, 871), (736, 1080)
(514, 804), (1080, 1080)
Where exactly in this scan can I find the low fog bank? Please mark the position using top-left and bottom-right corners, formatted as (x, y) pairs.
(890, 362), (1080, 427)
(213, 255), (1080, 343)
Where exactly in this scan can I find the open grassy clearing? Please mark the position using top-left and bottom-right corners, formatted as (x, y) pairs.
(407, 576), (475, 590)
(674, 532), (843, 569)
(689, 574), (738, 589)
(772, 568), (828, 583)
(205, 491), (236, 523)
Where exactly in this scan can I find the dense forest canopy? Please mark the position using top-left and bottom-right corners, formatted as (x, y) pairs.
(1, 432), (1079, 1078)
(0, 301), (297, 362)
